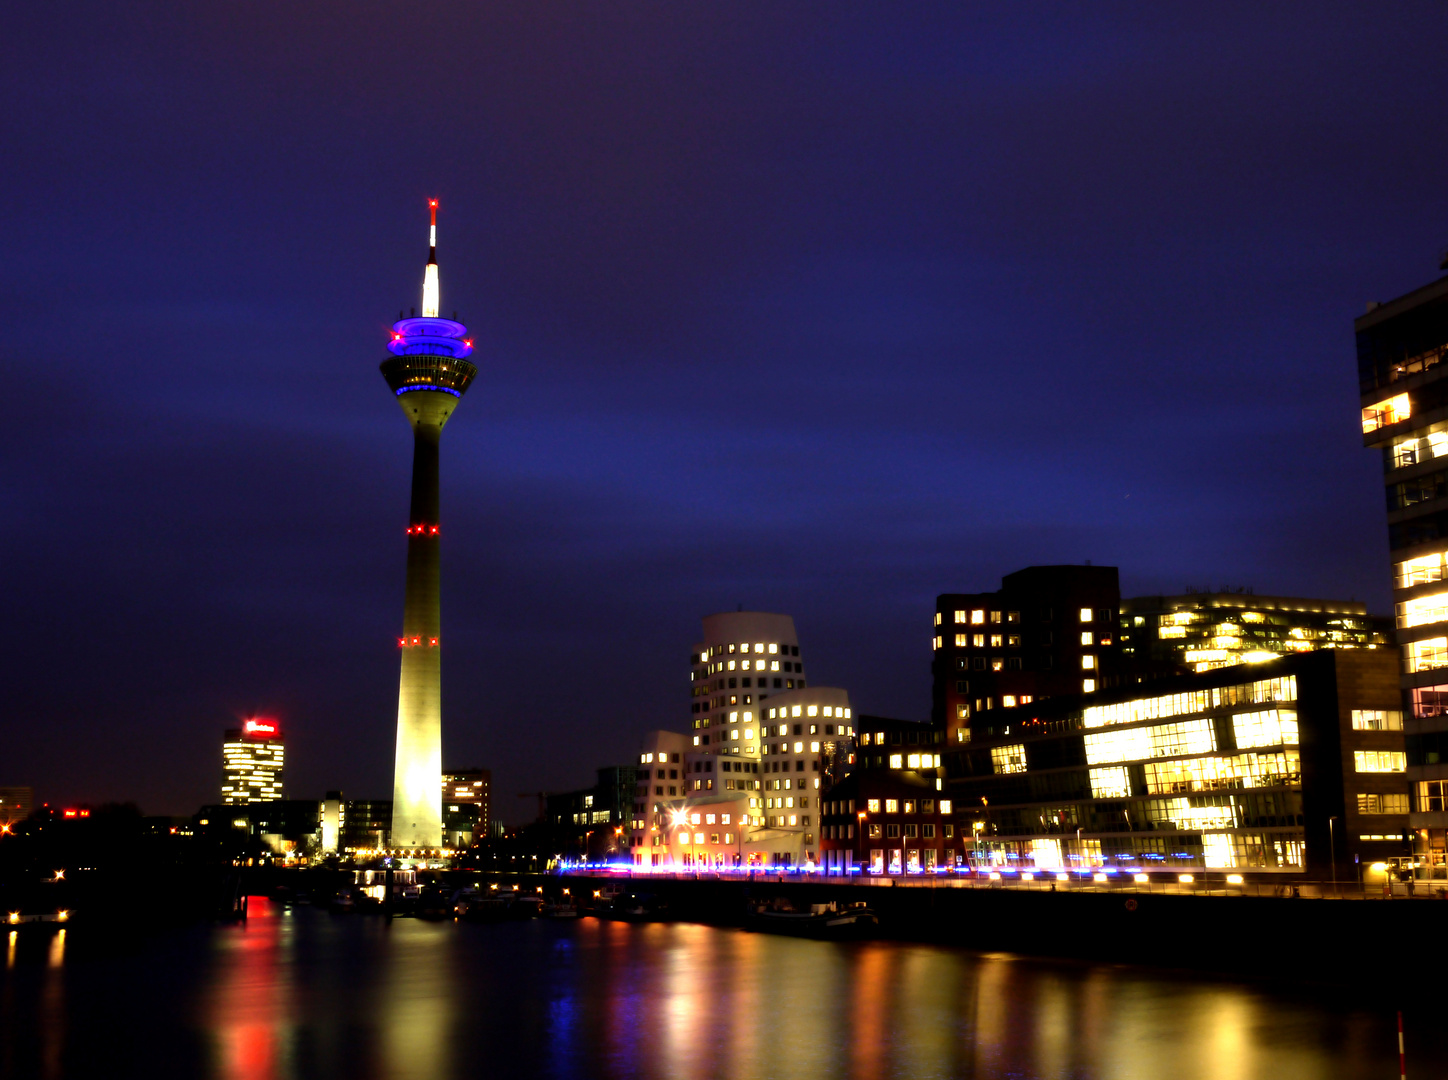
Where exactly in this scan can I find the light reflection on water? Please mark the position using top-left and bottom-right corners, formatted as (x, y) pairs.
(0, 898), (1426, 1079)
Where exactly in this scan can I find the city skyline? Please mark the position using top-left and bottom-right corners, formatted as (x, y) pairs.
(5, 4), (1448, 816)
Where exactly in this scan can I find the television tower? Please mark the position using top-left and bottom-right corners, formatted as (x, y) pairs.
(380, 200), (477, 856)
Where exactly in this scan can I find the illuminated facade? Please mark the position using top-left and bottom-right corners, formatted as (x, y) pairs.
(822, 716), (951, 874)
(1120, 593), (1390, 673)
(1357, 269), (1448, 876)
(933, 565), (1123, 741)
(381, 201), (478, 855)
(943, 649), (1407, 877)
(442, 769), (491, 849)
(625, 612), (856, 868)
(690, 611), (808, 754)
(220, 720), (284, 805)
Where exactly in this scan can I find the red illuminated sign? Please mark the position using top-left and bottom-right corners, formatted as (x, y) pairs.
(244, 719), (279, 737)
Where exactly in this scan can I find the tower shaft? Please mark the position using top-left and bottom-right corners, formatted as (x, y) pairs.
(391, 417), (443, 850)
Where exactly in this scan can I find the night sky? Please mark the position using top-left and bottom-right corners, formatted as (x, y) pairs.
(5, 4), (1447, 820)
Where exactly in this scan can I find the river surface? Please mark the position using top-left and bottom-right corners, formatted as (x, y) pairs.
(0, 896), (1433, 1079)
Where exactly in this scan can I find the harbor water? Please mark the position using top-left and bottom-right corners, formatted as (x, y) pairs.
(0, 896), (1432, 1079)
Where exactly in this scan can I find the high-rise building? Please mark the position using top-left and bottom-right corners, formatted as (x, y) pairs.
(628, 611), (856, 869)
(382, 200), (478, 856)
(442, 769), (491, 849)
(933, 565), (1123, 742)
(1120, 593), (1391, 674)
(690, 611), (807, 756)
(1357, 267), (1448, 876)
(220, 719), (284, 805)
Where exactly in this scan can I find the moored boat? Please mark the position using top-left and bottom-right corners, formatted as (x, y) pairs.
(745, 899), (877, 939)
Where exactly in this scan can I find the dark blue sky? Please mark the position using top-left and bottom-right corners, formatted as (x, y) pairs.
(4, 3), (1446, 819)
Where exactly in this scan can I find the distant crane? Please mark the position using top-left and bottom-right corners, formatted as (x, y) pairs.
(518, 792), (550, 823)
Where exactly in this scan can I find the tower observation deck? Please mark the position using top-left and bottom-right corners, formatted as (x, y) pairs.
(383, 200), (476, 856)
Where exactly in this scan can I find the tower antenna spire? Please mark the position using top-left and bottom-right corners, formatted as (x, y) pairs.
(422, 198), (440, 318)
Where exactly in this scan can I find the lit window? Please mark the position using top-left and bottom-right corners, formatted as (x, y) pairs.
(1080, 631), (1093, 646)
(990, 611), (1001, 623)
(727, 660), (736, 671)
(889, 754), (903, 768)
(705, 814), (715, 825)
(807, 706), (818, 717)
(990, 634), (1002, 647)
(743, 728), (753, 740)
(1357, 793), (1409, 814)
(867, 799), (881, 812)
(1080, 608), (1093, 622)
(955, 634), (968, 647)
(1002, 695), (1017, 708)
(1083, 679), (1096, 692)
(792, 706), (802, 717)
(973, 634), (985, 647)
(1351, 709), (1403, 731)
(694, 832), (705, 844)
(1396, 553), (1447, 589)
(1398, 592), (1448, 629)
(932, 636), (942, 650)
(907, 753), (920, 768)
(722, 814), (731, 825)
(770, 660), (780, 671)
(954, 610), (967, 624)
(768, 643), (778, 654)
(991, 658), (1004, 671)
(810, 741), (820, 752)
(991, 744), (1026, 774)
(940, 800), (952, 814)
(1406, 638), (1448, 674)
(971, 610), (985, 624)
(730, 729), (739, 740)
(935, 612), (942, 626)
(1354, 750), (1407, 773)
(885, 800), (898, 813)
(1362, 393), (1411, 433)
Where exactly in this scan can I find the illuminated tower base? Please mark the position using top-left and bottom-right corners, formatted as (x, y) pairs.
(382, 200), (476, 855)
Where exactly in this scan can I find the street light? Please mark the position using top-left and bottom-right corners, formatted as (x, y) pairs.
(1328, 815), (1337, 894)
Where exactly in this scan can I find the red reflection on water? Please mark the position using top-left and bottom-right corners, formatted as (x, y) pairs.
(206, 897), (289, 1080)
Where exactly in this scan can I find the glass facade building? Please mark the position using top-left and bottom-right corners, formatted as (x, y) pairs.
(1357, 271), (1448, 878)
(942, 650), (1406, 878)
(1120, 593), (1390, 674)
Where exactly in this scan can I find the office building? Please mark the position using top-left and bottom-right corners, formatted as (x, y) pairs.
(341, 800), (392, 854)
(320, 792), (344, 854)
(933, 565), (1123, 741)
(690, 611), (808, 754)
(548, 766), (638, 861)
(1120, 592), (1390, 674)
(220, 719), (284, 805)
(0, 787), (32, 829)
(442, 769), (491, 849)
(821, 716), (951, 874)
(942, 649), (1407, 879)
(629, 607), (858, 869)
(382, 200), (479, 856)
(1357, 267), (1448, 877)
